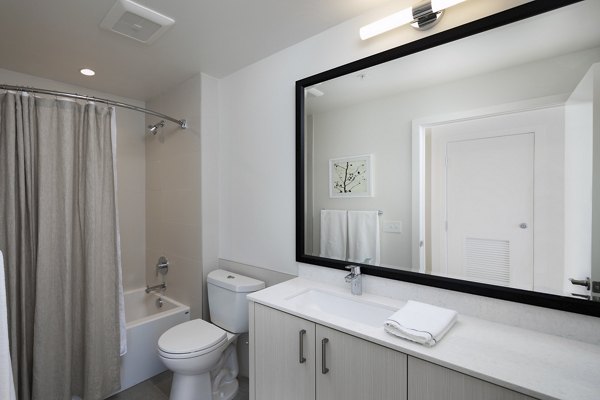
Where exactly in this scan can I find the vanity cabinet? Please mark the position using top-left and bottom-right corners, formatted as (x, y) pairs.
(252, 303), (539, 400)
(407, 356), (536, 400)
(254, 303), (316, 400)
(253, 304), (408, 400)
(316, 324), (408, 399)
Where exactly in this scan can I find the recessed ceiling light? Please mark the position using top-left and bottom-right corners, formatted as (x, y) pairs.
(80, 68), (96, 77)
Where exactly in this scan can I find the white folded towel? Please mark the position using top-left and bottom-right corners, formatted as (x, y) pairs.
(384, 300), (457, 347)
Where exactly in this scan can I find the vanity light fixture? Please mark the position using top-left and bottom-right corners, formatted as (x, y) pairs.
(360, 0), (468, 40)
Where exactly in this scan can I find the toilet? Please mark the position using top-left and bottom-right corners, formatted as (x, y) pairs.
(158, 269), (265, 400)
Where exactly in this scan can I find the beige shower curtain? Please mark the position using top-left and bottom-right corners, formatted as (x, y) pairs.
(0, 92), (122, 399)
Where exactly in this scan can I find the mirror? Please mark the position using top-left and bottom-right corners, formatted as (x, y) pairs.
(296, 0), (600, 316)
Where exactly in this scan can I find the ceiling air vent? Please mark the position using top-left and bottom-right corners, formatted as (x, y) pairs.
(100, 0), (174, 44)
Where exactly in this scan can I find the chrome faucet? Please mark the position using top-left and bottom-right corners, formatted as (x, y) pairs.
(145, 282), (166, 294)
(345, 265), (362, 296)
(156, 256), (169, 276)
(147, 256), (169, 294)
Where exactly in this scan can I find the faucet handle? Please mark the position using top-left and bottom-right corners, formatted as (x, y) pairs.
(345, 265), (361, 275)
(156, 256), (169, 277)
(345, 265), (363, 296)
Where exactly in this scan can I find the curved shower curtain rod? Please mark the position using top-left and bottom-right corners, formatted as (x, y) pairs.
(0, 84), (187, 129)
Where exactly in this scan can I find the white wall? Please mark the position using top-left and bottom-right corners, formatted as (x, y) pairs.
(199, 73), (222, 320)
(219, 0), (529, 275)
(0, 67), (147, 291)
(592, 65), (600, 288)
(145, 75), (204, 318)
(564, 65), (596, 295)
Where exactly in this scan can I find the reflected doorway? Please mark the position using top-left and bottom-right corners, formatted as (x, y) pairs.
(418, 106), (565, 292)
(443, 133), (533, 289)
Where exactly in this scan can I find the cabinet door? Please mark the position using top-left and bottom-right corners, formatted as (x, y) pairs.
(316, 325), (407, 400)
(253, 304), (316, 400)
(408, 356), (536, 400)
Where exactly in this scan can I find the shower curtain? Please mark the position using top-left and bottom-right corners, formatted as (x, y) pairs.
(0, 92), (123, 399)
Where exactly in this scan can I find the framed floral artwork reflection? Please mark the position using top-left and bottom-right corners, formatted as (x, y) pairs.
(329, 154), (373, 198)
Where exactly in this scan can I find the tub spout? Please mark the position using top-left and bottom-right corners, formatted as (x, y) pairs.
(145, 283), (166, 293)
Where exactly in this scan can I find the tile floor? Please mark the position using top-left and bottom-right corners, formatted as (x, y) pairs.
(107, 371), (249, 400)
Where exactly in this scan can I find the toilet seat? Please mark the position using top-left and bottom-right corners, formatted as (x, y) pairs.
(158, 319), (227, 359)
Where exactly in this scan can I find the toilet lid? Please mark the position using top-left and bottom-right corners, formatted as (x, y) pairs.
(158, 319), (227, 354)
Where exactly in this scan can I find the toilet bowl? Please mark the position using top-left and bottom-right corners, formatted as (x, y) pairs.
(157, 270), (265, 400)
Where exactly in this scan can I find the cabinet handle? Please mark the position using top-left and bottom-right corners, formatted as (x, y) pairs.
(299, 329), (306, 364)
(321, 338), (329, 374)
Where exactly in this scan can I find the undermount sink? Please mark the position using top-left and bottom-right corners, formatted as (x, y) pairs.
(286, 289), (397, 328)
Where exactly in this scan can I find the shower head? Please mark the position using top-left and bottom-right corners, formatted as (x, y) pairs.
(148, 120), (165, 135)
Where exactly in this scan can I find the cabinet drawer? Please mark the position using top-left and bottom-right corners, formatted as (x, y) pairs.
(408, 356), (536, 400)
(254, 304), (316, 400)
(317, 325), (407, 400)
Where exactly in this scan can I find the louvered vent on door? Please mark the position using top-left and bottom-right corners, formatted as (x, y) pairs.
(464, 237), (510, 285)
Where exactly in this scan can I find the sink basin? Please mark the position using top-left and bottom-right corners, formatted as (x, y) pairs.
(286, 289), (397, 328)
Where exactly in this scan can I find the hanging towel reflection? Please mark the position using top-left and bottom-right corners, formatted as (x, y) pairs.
(348, 210), (380, 265)
(319, 210), (348, 260)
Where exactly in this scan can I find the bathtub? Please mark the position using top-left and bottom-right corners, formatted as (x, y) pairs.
(119, 288), (190, 391)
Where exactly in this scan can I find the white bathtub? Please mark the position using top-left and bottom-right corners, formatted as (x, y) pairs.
(119, 288), (190, 391)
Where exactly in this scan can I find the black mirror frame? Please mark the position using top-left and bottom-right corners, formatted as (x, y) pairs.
(296, 0), (600, 318)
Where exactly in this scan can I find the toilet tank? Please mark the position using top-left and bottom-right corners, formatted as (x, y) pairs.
(207, 269), (265, 333)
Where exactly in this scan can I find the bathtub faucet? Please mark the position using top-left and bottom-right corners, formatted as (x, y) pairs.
(145, 283), (166, 294)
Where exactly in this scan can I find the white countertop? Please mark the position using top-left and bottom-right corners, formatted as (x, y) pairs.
(248, 277), (600, 400)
